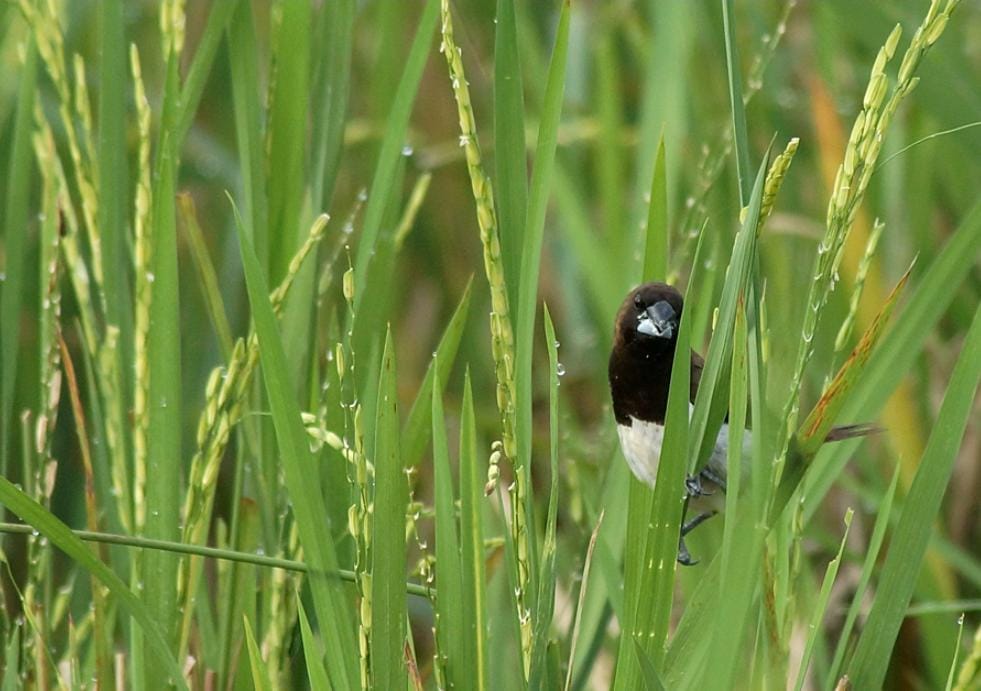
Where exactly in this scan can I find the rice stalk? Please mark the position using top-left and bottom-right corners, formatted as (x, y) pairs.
(439, 1), (534, 673)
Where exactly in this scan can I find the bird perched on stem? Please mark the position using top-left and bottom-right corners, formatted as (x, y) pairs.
(608, 282), (877, 564)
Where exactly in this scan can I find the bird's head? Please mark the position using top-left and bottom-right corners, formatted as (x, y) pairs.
(613, 282), (684, 357)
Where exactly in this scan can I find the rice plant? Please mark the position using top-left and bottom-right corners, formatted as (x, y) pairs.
(0, 1), (978, 689)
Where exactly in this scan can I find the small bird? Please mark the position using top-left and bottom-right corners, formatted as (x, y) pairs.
(608, 282), (876, 564)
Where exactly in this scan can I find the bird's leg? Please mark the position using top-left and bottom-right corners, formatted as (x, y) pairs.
(676, 505), (718, 566)
(678, 538), (697, 567)
(699, 466), (727, 493)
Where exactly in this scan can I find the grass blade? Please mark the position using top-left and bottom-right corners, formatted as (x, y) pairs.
(352, 0), (439, 307)
(513, 2), (571, 661)
(634, 641), (667, 691)
(0, 478), (185, 687)
(174, 0), (240, 149)
(827, 466), (901, 681)
(529, 306), (561, 689)
(371, 329), (408, 690)
(801, 201), (981, 520)
(401, 278), (473, 468)
(642, 133), (668, 282)
(493, 0), (528, 306)
(265, 0), (310, 281)
(242, 616), (272, 691)
(848, 302), (981, 689)
(311, 0), (354, 210)
(432, 371), (464, 689)
(96, 0), (131, 388)
(297, 601), (330, 691)
(701, 295), (758, 691)
(721, 0), (753, 204)
(793, 510), (853, 691)
(0, 39), (37, 482)
(797, 264), (912, 455)
(227, 0), (268, 266)
(232, 198), (358, 688)
(614, 240), (692, 688)
(459, 371), (488, 690)
(563, 510), (604, 691)
(177, 193), (234, 358)
(143, 127), (182, 677)
(688, 150), (769, 475)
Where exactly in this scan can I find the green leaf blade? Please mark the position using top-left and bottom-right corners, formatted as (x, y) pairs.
(432, 371), (465, 689)
(402, 278), (473, 468)
(370, 329), (408, 690)
(458, 371), (488, 690)
(848, 303), (981, 689)
(493, 0), (528, 307)
(232, 199), (358, 689)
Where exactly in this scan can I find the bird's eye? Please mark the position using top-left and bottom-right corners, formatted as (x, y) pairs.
(633, 294), (644, 310)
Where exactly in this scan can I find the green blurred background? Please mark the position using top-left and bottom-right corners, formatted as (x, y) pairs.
(0, 0), (978, 688)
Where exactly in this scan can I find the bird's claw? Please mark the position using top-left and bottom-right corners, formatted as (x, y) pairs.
(685, 473), (712, 498)
(677, 538), (698, 566)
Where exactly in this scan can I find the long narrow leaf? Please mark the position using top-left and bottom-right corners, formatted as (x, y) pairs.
(297, 600), (331, 691)
(689, 150), (770, 475)
(0, 477), (185, 687)
(701, 295), (757, 691)
(828, 466), (901, 680)
(793, 510), (853, 691)
(493, 0), (528, 306)
(613, 242), (692, 689)
(174, 0), (240, 149)
(371, 330), (408, 690)
(402, 278), (473, 467)
(352, 0), (439, 306)
(797, 265), (912, 455)
(848, 302), (981, 688)
(311, 0), (354, 211)
(432, 371), (465, 689)
(232, 199), (358, 688)
(143, 123), (182, 686)
(265, 0), (310, 281)
(801, 201), (981, 520)
(459, 371), (488, 690)
(0, 40), (37, 482)
(721, 0), (753, 204)
(513, 0), (572, 612)
(529, 306), (561, 689)
(642, 134), (668, 282)
(242, 616), (272, 691)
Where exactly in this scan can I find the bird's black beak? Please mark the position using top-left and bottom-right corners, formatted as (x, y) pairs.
(637, 300), (677, 339)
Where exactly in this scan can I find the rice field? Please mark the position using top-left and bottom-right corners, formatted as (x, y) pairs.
(0, 0), (978, 688)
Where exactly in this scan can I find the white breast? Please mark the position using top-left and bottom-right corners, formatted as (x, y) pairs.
(616, 406), (747, 489)
(617, 418), (665, 487)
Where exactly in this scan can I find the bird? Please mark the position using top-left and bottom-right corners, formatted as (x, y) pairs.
(608, 282), (877, 564)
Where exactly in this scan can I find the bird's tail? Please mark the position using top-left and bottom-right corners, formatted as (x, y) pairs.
(824, 423), (882, 442)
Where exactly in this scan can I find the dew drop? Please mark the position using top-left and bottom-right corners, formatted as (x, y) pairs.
(556, 362), (566, 377)
(401, 144), (414, 157)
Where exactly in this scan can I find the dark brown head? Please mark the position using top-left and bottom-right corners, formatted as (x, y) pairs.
(612, 282), (684, 356)
(609, 282), (686, 424)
